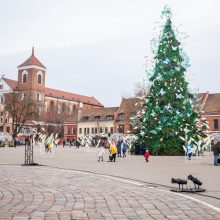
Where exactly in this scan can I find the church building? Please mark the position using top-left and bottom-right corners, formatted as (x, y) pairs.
(0, 47), (103, 135)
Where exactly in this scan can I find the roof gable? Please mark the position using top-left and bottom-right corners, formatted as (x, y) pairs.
(18, 47), (46, 68)
(2, 77), (18, 90)
(203, 93), (220, 113)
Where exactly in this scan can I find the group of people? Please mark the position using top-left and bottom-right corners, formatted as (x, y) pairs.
(62, 139), (80, 148)
(97, 138), (129, 162)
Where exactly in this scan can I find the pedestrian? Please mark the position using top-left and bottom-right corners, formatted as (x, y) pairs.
(213, 139), (220, 166)
(97, 146), (106, 162)
(122, 139), (128, 157)
(63, 139), (66, 148)
(103, 138), (108, 148)
(76, 139), (80, 149)
(144, 145), (149, 162)
(109, 141), (117, 162)
(186, 143), (193, 160)
(117, 139), (122, 157)
(14, 138), (17, 148)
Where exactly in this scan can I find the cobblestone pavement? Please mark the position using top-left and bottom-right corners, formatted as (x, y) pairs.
(0, 166), (220, 220)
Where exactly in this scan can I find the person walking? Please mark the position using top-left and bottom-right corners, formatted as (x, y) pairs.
(213, 139), (220, 166)
(76, 139), (80, 149)
(109, 141), (117, 162)
(103, 138), (108, 148)
(117, 139), (122, 157)
(122, 139), (128, 157)
(97, 146), (106, 162)
(63, 139), (65, 148)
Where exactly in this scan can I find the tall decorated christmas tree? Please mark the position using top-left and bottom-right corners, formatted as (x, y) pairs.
(139, 6), (205, 155)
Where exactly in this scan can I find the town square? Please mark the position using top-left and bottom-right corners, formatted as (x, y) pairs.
(0, 1), (220, 219)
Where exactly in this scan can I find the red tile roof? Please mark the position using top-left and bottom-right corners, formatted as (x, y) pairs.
(45, 87), (103, 107)
(17, 47), (46, 68)
(203, 93), (220, 114)
(80, 107), (118, 122)
(3, 77), (18, 90)
(2, 77), (103, 107)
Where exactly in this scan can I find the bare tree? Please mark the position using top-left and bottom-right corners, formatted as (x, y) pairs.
(43, 105), (70, 136)
(4, 91), (39, 139)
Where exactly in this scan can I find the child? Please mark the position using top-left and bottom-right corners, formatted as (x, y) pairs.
(186, 143), (192, 160)
(97, 147), (106, 162)
(144, 148), (149, 162)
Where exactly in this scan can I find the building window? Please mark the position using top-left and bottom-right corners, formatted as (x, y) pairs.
(73, 128), (76, 135)
(84, 128), (86, 135)
(6, 127), (10, 133)
(95, 127), (97, 134)
(79, 128), (82, 134)
(95, 116), (100, 120)
(214, 119), (219, 130)
(37, 71), (42, 84)
(62, 103), (66, 112)
(0, 85), (3, 90)
(72, 105), (76, 112)
(118, 125), (124, 133)
(22, 92), (26, 100)
(105, 127), (108, 133)
(83, 116), (89, 121)
(100, 127), (103, 133)
(37, 93), (41, 102)
(118, 113), (124, 120)
(0, 95), (4, 104)
(87, 128), (90, 134)
(110, 127), (113, 134)
(106, 115), (114, 120)
(37, 108), (41, 116)
(22, 71), (28, 84)
(68, 128), (71, 134)
(50, 101), (54, 112)
(92, 127), (94, 134)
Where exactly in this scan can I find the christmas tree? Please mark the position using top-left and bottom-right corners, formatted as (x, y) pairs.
(139, 6), (205, 155)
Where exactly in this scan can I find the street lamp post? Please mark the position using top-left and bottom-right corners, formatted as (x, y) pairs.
(23, 127), (38, 166)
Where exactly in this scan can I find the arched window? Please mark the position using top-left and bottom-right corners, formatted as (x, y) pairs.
(22, 92), (26, 100)
(50, 101), (54, 112)
(62, 103), (66, 112)
(37, 71), (42, 84)
(37, 107), (41, 116)
(72, 105), (76, 112)
(22, 70), (28, 84)
(37, 93), (41, 102)
(0, 95), (4, 104)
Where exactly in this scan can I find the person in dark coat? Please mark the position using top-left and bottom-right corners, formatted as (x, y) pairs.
(63, 140), (66, 148)
(117, 139), (122, 157)
(213, 140), (220, 165)
(122, 140), (128, 157)
(76, 139), (80, 148)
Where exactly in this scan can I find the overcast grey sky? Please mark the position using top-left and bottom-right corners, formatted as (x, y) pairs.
(0, 0), (219, 106)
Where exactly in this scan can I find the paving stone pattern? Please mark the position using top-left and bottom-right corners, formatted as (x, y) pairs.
(0, 166), (219, 220)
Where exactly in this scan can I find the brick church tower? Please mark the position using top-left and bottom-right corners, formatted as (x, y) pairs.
(17, 47), (46, 113)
